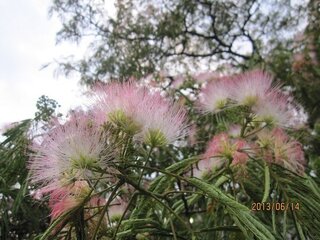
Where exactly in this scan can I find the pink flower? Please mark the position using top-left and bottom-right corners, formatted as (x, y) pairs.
(231, 70), (276, 107)
(199, 77), (235, 113)
(92, 81), (187, 146)
(194, 133), (250, 177)
(197, 70), (299, 127)
(253, 92), (294, 126)
(135, 93), (187, 146)
(257, 128), (305, 174)
(29, 111), (108, 192)
(92, 82), (146, 133)
(231, 140), (249, 165)
(49, 181), (90, 220)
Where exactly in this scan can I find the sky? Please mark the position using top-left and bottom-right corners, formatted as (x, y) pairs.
(0, 0), (115, 128)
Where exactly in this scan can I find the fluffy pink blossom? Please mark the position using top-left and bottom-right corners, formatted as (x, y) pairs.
(49, 181), (90, 220)
(253, 92), (294, 126)
(29, 112), (108, 192)
(51, 197), (79, 220)
(199, 77), (235, 113)
(257, 128), (305, 174)
(231, 70), (276, 107)
(92, 82), (187, 146)
(231, 140), (250, 165)
(135, 93), (187, 146)
(92, 82), (147, 132)
(194, 133), (250, 177)
(198, 70), (299, 127)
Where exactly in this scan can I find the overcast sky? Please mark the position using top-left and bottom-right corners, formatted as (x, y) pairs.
(0, 0), (115, 128)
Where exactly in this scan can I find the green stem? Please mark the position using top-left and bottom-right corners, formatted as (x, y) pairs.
(66, 226), (73, 240)
(194, 226), (241, 233)
(176, 89), (193, 105)
(138, 147), (153, 185)
(244, 124), (268, 138)
(292, 210), (305, 240)
(169, 218), (178, 240)
(92, 181), (124, 240)
(163, 190), (203, 198)
(112, 193), (138, 239)
(122, 174), (194, 236)
(39, 210), (75, 240)
(262, 163), (270, 203)
(272, 203), (276, 233)
(122, 136), (133, 159)
(282, 209), (287, 238)
(74, 209), (86, 240)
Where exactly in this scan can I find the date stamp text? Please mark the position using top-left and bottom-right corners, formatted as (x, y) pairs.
(251, 202), (300, 211)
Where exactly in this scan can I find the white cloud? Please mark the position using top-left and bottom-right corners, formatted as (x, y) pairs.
(0, 0), (91, 126)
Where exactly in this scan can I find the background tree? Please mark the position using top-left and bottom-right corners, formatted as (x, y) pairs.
(50, 0), (308, 83)
(49, 0), (320, 174)
(0, 96), (59, 239)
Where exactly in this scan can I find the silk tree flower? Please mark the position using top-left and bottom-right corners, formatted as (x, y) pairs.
(199, 77), (235, 113)
(194, 133), (250, 177)
(92, 82), (187, 147)
(253, 92), (294, 126)
(92, 82), (147, 134)
(29, 112), (109, 193)
(231, 70), (276, 107)
(49, 181), (91, 220)
(135, 93), (187, 147)
(257, 128), (305, 174)
(48, 181), (103, 236)
(231, 140), (251, 165)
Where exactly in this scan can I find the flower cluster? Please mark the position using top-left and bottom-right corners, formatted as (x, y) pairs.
(194, 133), (250, 177)
(199, 77), (234, 113)
(257, 128), (305, 174)
(29, 81), (187, 226)
(28, 111), (114, 222)
(27, 71), (307, 238)
(199, 70), (295, 127)
(194, 70), (305, 177)
(92, 82), (187, 147)
(29, 112), (109, 193)
(195, 127), (305, 177)
(49, 181), (91, 220)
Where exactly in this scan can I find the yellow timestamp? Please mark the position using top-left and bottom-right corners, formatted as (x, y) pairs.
(251, 202), (300, 211)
